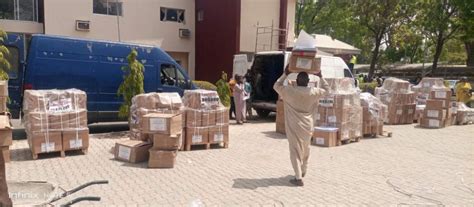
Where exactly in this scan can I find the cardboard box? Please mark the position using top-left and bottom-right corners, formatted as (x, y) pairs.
(141, 113), (182, 134)
(456, 110), (474, 124)
(114, 140), (152, 163)
(62, 129), (89, 151)
(208, 125), (229, 143)
(151, 134), (181, 150)
(29, 132), (63, 154)
(423, 109), (446, 120)
(0, 81), (7, 97)
(429, 90), (452, 100)
(201, 110), (217, 127)
(68, 110), (88, 129)
(183, 90), (220, 109)
(426, 99), (447, 110)
(317, 107), (351, 123)
(0, 97), (6, 112)
(289, 54), (321, 74)
(48, 113), (71, 130)
(215, 108), (230, 125)
(185, 110), (202, 127)
(386, 105), (404, 124)
(0, 115), (12, 146)
(318, 94), (354, 108)
(148, 149), (177, 168)
(1, 146), (9, 163)
(312, 127), (338, 147)
(185, 127), (209, 145)
(420, 118), (445, 128)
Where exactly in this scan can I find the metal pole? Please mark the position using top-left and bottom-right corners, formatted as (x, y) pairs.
(270, 21), (274, 51)
(115, 0), (121, 41)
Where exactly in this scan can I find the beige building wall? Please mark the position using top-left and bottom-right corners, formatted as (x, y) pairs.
(0, 20), (44, 34)
(286, 0), (296, 47)
(239, 0), (296, 53)
(43, 0), (196, 78)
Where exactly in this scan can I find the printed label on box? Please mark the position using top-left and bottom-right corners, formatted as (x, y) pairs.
(429, 119), (440, 127)
(296, 57), (313, 70)
(328, 116), (337, 123)
(435, 91), (447, 99)
(427, 110), (439, 118)
(41, 142), (55, 152)
(201, 96), (220, 106)
(315, 137), (325, 145)
(214, 134), (224, 142)
(48, 98), (73, 113)
(319, 98), (334, 107)
(149, 117), (166, 131)
(397, 110), (402, 115)
(118, 146), (131, 160)
(192, 135), (203, 143)
(69, 139), (83, 149)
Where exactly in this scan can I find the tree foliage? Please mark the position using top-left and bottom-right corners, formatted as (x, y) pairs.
(297, 0), (472, 73)
(117, 49), (144, 118)
(0, 28), (10, 80)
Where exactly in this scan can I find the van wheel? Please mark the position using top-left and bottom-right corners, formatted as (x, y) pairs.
(256, 109), (271, 118)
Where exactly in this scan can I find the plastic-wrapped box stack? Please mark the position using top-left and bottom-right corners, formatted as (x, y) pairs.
(360, 93), (387, 136)
(23, 89), (89, 159)
(276, 99), (285, 134)
(375, 78), (416, 125)
(313, 78), (363, 147)
(115, 92), (183, 168)
(455, 102), (474, 125)
(183, 89), (229, 151)
(129, 93), (183, 141)
(0, 81), (12, 163)
(414, 78), (453, 128)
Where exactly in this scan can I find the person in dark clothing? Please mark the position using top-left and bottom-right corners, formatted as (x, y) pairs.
(413, 73), (422, 85)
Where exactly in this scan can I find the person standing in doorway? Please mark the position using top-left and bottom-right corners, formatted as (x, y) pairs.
(273, 67), (327, 186)
(229, 75), (237, 119)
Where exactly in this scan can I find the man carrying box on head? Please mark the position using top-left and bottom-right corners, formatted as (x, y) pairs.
(273, 66), (327, 187)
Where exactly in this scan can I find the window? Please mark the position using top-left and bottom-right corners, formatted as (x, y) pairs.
(161, 64), (187, 88)
(4, 46), (19, 79)
(160, 7), (185, 23)
(0, 0), (39, 22)
(93, 0), (122, 16)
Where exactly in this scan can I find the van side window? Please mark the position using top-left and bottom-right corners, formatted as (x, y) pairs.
(4, 46), (19, 79)
(161, 64), (187, 88)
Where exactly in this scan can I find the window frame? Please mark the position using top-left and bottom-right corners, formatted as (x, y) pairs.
(160, 7), (185, 24)
(93, 0), (123, 16)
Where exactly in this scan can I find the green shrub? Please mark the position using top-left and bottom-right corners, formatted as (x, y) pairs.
(193, 80), (217, 91)
(117, 49), (144, 118)
(359, 82), (378, 93)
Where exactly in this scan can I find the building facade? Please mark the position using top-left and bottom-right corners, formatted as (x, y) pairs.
(0, 0), (295, 82)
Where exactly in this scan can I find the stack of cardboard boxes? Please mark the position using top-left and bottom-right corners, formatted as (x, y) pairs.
(313, 78), (363, 147)
(375, 78), (416, 125)
(115, 92), (183, 168)
(455, 102), (474, 125)
(276, 99), (285, 134)
(0, 81), (12, 163)
(417, 79), (453, 128)
(360, 93), (387, 136)
(23, 89), (89, 159)
(183, 90), (229, 151)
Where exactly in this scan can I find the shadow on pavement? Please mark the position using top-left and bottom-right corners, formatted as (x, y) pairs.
(232, 175), (295, 190)
(261, 131), (286, 139)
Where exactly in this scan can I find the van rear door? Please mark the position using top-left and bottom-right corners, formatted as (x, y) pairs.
(3, 33), (26, 118)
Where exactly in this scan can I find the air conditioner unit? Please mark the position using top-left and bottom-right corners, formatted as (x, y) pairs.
(76, 20), (90, 31)
(179, 29), (191, 38)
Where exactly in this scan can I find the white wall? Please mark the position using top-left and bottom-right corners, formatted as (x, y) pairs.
(239, 0), (296, 53)
(43, 0), (196, 78)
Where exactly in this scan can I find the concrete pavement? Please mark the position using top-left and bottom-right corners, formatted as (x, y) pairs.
(5, 120), (474, 206)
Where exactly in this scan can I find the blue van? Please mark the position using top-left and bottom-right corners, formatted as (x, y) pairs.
(3, 34), (195, 122)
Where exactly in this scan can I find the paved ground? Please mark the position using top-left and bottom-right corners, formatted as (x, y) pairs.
(5, 120), (474, 206)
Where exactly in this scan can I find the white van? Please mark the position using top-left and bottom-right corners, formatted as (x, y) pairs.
(247, 51), (354, 118)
